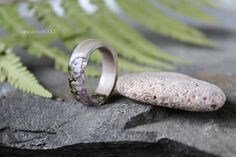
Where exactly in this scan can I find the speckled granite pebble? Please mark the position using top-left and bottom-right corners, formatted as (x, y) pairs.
(116, 72), (226, 112)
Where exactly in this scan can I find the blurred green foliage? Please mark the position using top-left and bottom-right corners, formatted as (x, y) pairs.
(0, 0), (216, 98)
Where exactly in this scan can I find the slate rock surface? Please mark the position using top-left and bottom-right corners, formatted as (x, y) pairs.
(0, 139), (219, 157)
(0, 91), (226, 157)
(116, 72), (226, 112)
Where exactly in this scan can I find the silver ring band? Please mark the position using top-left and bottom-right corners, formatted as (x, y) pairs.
(68, 39), (118, 105)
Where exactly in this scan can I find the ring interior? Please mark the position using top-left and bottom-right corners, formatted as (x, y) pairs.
(90, 47), (117, 103)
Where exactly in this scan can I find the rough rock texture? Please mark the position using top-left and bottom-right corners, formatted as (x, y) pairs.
(1, 7), (236, 157)
(0, 91), (225, 157)
(1, 67), (236, 157)
(0, 139), (218, 157)
(117, 72), (226, 112)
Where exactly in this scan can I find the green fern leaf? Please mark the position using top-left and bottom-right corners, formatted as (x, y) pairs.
(28, 42), (69, 72)
(195, 0), (218, 8)
(96, 6), (185, 64)
(0, 4), (56, 47)
(117, 0), (216, 46)
(0, 0), (219, 97)
(85, 66), (101, 77)
(0, 46), (52, 98)
(157, 0), (215, 22)
(30, 2), (78, 39)
(0, 5), (33, 46)
(68, 44), (160, 73)
(62, 0), (175, 70)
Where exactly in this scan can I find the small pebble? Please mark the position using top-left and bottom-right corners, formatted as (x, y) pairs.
(116, 72), (226, 112)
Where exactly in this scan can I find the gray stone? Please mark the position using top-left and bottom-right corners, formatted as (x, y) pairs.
(116, 72), (226, 112)
(0, 138), (219, 157)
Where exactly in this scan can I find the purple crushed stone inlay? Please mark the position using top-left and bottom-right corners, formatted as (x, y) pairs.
(69, 57), (94, 105)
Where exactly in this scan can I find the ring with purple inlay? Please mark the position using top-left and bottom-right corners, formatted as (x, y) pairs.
(68, 39), (118, 106)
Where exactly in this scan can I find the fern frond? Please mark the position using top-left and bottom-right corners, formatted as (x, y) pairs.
(0, 5), (33, 46)
(28, 42), (69, 72)
(195, 0), (218, 8)
(0, 0), (219, 97)
(62, 0), (175, 70)
(0, 46), (52, 98)
(0, 4), (56, 48)
(64, 37), (85, 50)
(96, 5), (184, 63)
(118, 59), (160, 72)
(157, 0), (215, 22)
(85, 66), (101, 77)
(0, 5), (29, 34)
(116, 0), (216, 46)
(68, 43), (160, 73)
(30, 2), (79, 39)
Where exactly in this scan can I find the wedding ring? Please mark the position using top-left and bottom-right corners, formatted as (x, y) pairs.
(68, 39), (118, 105)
